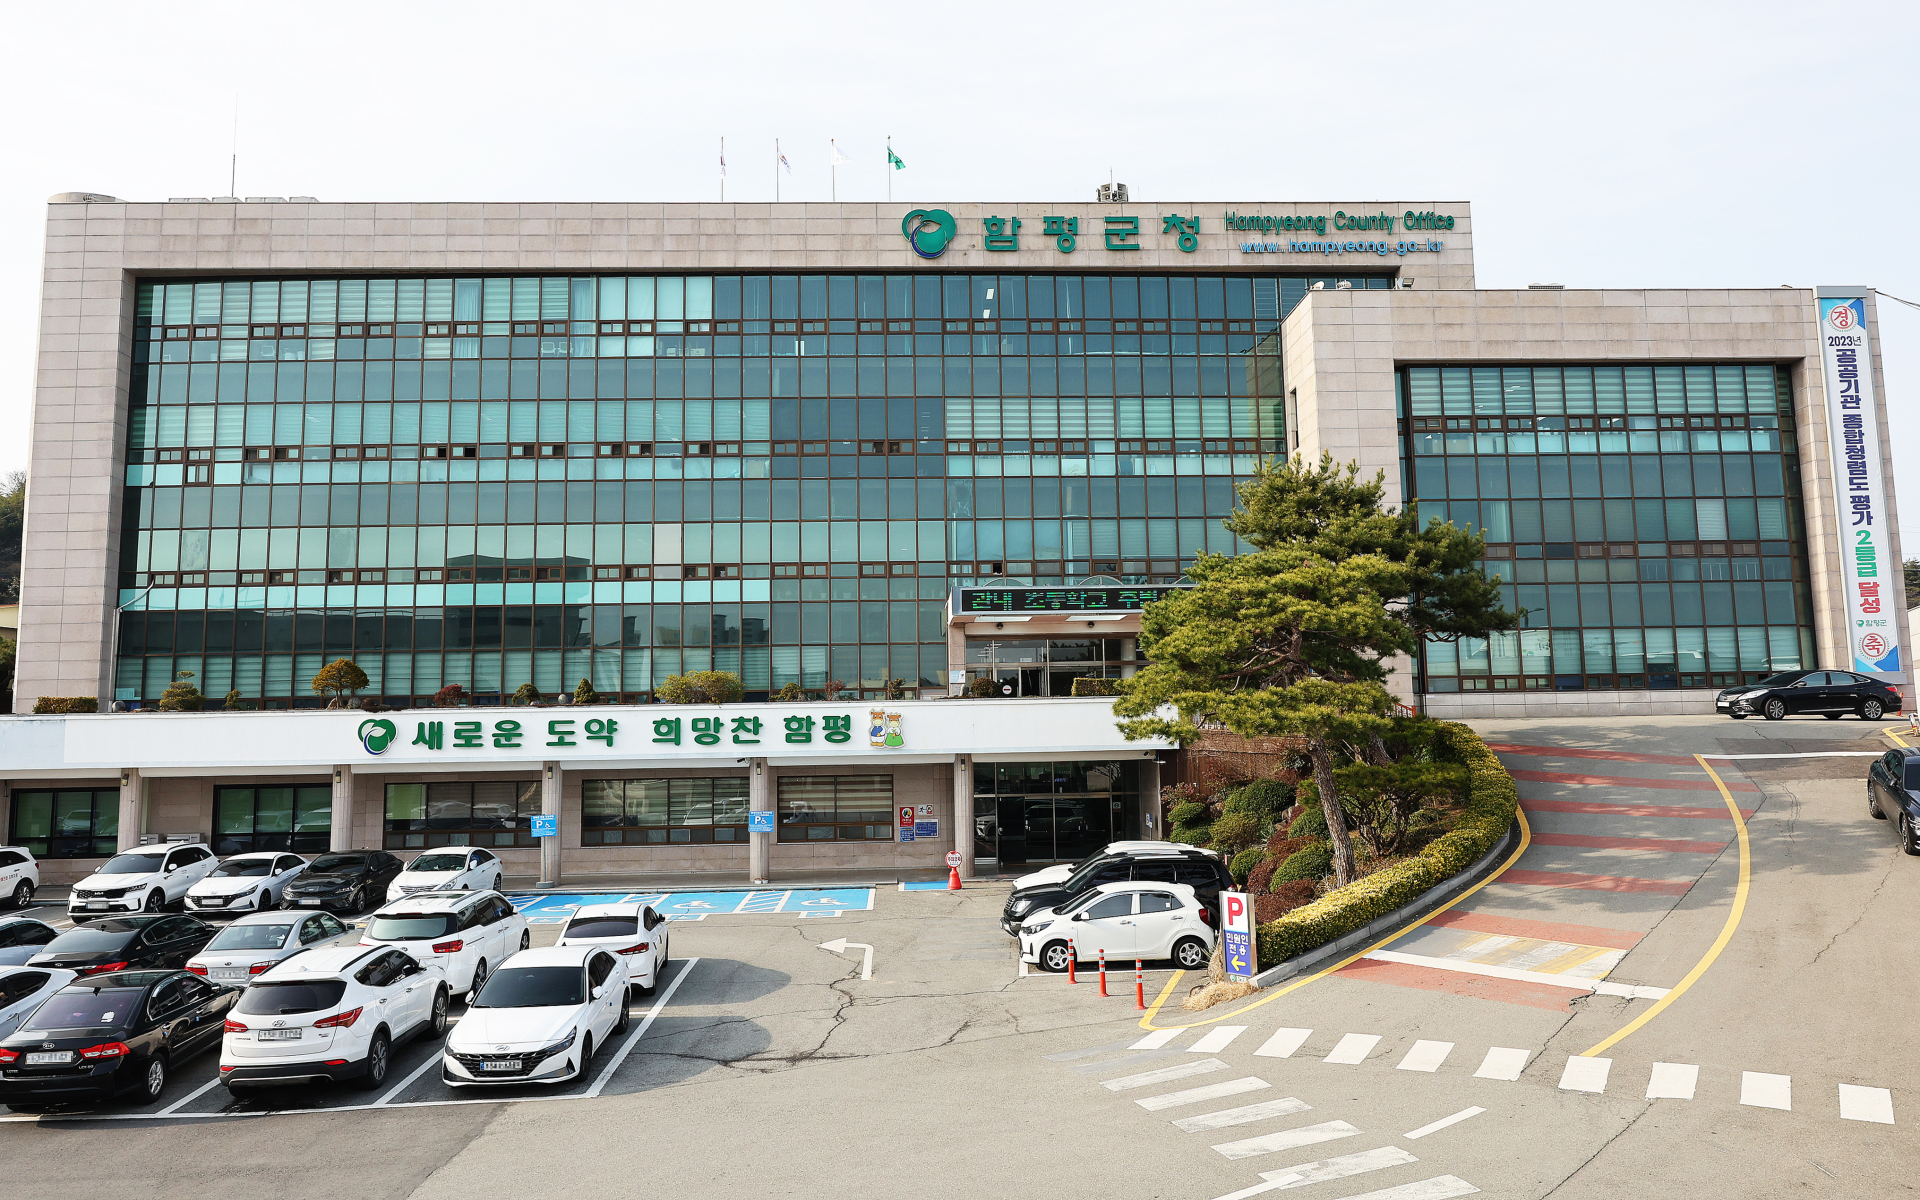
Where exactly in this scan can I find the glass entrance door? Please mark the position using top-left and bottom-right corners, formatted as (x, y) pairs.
(973, 761), (1139, 866)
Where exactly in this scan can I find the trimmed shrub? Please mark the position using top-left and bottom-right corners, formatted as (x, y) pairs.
(511, 683), (543, 706)
(32, 696), (96, 714)
(1255, 880), (1319, 923)
(1272, 842), (1333, 883)
(310, 658), (369, 699)
(1070, 676), (1118, 696)
(1170, 822), (1213, 847)
(965, 677), (996, 698)
(433, 684), (467, 707)
(1223, 779), (1293, 821)
(158, 671), (203, 712)
(772, 681), (806, 702)
(1256, 722), (1519, 966)
(1246, 855), (1279, 896)
(1287, 804), (1328, 840)
(1228, 846), (1266, 885)
(1169, 801), (1209, 828)
(1210, 812), (1263, 856)
(656, 671), (744, 704)
(572, 678), (599, 706)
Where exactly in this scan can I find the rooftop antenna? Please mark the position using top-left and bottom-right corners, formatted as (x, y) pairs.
(229, 96), (239, 197)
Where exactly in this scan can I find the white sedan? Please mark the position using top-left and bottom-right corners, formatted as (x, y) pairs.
(187, 852), (309, 916)
(554, 903), (671, 995)
(0, 965), (78, 1040)
(187, 910), (358, 986)
(442, 945), (629, 1087)
(386, 849), (504, 902)
(1017, 882), (1214, 973)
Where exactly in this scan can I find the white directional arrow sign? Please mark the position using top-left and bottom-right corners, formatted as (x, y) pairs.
(817, 937), (875, 980)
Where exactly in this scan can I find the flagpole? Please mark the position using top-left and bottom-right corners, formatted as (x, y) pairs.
(886, 136), (891, 204)
(775, 138), (780, 203)
(720, 136), (725, 202)
(830, 139), (837, 202)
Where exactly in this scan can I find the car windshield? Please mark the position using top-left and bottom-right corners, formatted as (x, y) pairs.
(562, 916), (637, 939)
(46, 926), (137, 951)
(235, 980), (348, 1015)
(306, 856), (364, 873)
(471, 966), (584, 1009)
(210, 859), (273, 878)
(367, 914), (456, 941)
(407, 853), (468, 872)
(99, 853), (165, 875)
(205, 923), (294, 951)
(23, 988), (143, 1031)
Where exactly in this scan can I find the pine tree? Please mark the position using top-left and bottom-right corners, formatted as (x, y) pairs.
(512, 682), (542, 706)
(158, 671), (204, 712)
(310, 658), (370, 700)
(572, 678), (598, 706)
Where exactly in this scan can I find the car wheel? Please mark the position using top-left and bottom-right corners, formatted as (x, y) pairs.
(141, 1055), (168, 1103)
(1903, 814), (1920, 857)
(519, 930), (530, 952)
(580, 1032), (595, 1066)
(468, 959), (488, 999)
(614, 1000), (631, 1034)
(1173, 937), (1210, 970)
(144, 889), (165, 913)
(1763, 699), (1787, 721)
(9, 881), (31, 909)
(1824, 712), (1845, 720)
(354, 1031), (391, 1090)
(428, 986), (449, 1037)
(349, 886), (366, 913)
(1039, 940), (1073, 973)
(1871, 787), (1887, 819)
(1863, 699), (1885, 721)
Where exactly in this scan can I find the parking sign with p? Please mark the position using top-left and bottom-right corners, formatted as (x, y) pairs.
(1220, 889), (1256, 984)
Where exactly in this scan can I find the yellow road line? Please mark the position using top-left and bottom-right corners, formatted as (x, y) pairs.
(1575, 754), (1752, 1058)
(1139, 807), (1533, 1030)
(1885, 726), (1911, 749)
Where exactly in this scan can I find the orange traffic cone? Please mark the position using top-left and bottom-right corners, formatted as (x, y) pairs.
(947, 863), (963, 890)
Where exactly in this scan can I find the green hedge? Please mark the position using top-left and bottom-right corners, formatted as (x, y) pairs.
(1254, 722), (1518, 966)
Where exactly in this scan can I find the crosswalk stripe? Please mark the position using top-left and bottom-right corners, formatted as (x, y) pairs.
(1255, 1027), (1314, 1058)
(1259, 1146), (1421, 1190)
(1129, 1029), (1182, 1050)
(1838, 1084), (1895, 1124)
(1190, 1026), (1249, 1054)
(1101, 1058), (1230, 1092)
(1404, 1106), (1484, 1139)
(1072, 1048), (1180, 1075)
(1173, 1097), (1312, 1133)
(1213, 1120), (1363, 1160)
(1558, 1056), (1611, 1093)
(1135, 1077), (1271, 1111)
(1322, 1176), (1480, 1200)
(1325, 1034), (1382, 1065)
(1395, 1041), (1454, 1073)
(1740, 1072), (1791, 1111)
(1645, 1062), (1698, 1100)
(1473, 1047), (1530, 1081)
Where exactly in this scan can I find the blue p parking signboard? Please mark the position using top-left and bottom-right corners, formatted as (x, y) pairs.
(1220, 890), (1256, 984)
(530, 813), (559, 838)
(748, 810), (775, 833)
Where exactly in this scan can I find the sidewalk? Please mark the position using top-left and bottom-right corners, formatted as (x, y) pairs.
(501, 866), (1018, 893)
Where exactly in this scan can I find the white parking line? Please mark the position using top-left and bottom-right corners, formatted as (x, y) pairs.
(1135, 1077), (1271, 1111)
(155, 1075), (225, 1116)
(1473, 1047), (1530, 1081)
(1646, 1062), (1699, 1100)
(1404, 1106), (1484, 1139)
(375, 1045), (447, 1106)
(585, 956), (699, 1098)
(1740, 1072), (1791, 1111)
(1255, 1028), (1313, 1059)
(1324, 1034), (1381, 1065)
(1395, 1041), (1454, 1073)
(1838, 1084), (1895, 1124)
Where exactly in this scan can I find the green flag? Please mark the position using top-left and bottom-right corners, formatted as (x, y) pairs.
(887, 147), (906, 170)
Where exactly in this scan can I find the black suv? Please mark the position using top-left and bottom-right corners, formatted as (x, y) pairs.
(1001, 849), (1232, 936)
(1717, 670), (1903, 721)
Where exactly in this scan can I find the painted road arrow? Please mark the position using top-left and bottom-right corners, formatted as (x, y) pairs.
(818, 937), (875, 980)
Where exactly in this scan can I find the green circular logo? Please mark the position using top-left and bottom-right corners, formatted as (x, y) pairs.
(902, 209), (958, 259)
(359, 718), (398, 756)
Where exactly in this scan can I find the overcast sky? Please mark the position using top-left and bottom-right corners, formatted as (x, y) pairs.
(3, 0), (1916, 530)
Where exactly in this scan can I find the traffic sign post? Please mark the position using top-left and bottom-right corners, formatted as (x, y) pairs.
(1220, 889), (1257, 984)
(944, 849), (963, 891)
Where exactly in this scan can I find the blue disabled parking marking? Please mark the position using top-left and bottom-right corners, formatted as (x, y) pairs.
(506, 887), (875, 924)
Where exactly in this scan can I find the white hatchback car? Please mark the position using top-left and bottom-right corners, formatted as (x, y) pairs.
(0, 847), (40, 911)
(0, 965), (78, 1040)
(219, 944), (449, 1094)
(554, 903), (671, 995)
(442, 945), (628, 1088)
(187, 910), (356, 987)
(187, 853), (309, 916)
(1017, 882), (1214, 973)
(360, 891), (529, 997)
(386, 848), (505, 903)
(67, 844), (220, 920)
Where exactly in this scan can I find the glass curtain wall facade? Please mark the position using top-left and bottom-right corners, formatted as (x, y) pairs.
(1403, 364), (1814, 693)
(117, 273), (1387, 706)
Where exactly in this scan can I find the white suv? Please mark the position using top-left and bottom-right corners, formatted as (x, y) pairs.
(68, 844), (219, 920)
(219, 944), (449, 1094)
(360, 891), (528, 997)
(386, 848), (504, 903)
(0, 848), (38, 910)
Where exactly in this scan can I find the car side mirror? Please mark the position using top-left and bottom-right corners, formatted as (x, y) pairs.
(590, 985), (606, 1000)
(1071, 912), (1088, 922)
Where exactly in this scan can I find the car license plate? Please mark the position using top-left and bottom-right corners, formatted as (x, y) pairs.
(25, 1051), (72, 1065)
(298, 899), (323, 907)
(482, 1060), (519, 1071)
(211, 967), (247, 981)
(199, 897), (226, 907)
(86, 901), (107, 910)
(257, 1029), (302, 1041)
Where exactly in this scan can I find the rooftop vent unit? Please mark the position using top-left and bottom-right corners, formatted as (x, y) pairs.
(49, 192), (118, 203)
(244, 196), (287, 203)
(168, 197), (210, 203)
(1095, 182), (1129, 203)
(1528, 283), (1565, 290)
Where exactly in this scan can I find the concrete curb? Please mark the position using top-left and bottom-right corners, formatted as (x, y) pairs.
(1250, 816), (1523, 989)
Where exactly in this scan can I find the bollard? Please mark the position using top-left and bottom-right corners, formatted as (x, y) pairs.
(1098, 949), (1108, 996)
(1067, 939), (1077, 984)
(1135, 959), (1145, 1009)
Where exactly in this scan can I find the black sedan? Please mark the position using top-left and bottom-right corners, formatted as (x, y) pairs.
(1001, 850), (1232, 936)
(279, 850), (403, 914)
(1716, 670), (1903, 721)
(26, 915), (216, 976)
(1868, 748), (1920, 854)
(0, 969), (234, 1109)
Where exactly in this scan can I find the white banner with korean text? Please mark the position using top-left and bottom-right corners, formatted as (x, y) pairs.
(1817, 291), (1903, 678)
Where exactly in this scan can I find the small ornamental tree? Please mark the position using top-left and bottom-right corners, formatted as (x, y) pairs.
(573, 678), (599, 706)
(432, 683), (467, 708)
(223, 689), (248, 711)
(821, 678), (846, 700)
(311, 658), (370, 700)
(158, 670), (204, 712)
(772, 681), (806, 702)
(511, 682), (542, 706)
(656, 671), (744, 704)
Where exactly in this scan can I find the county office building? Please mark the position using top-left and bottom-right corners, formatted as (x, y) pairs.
(2, 194), (1901, 886)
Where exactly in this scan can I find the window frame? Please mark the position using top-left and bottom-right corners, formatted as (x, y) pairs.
(775, 774), (895, 843)
(214, 785), (332, 856)
(581, 776), (751, 846)
(383, 780), (539, 850)
(8, 788), (118, 860)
